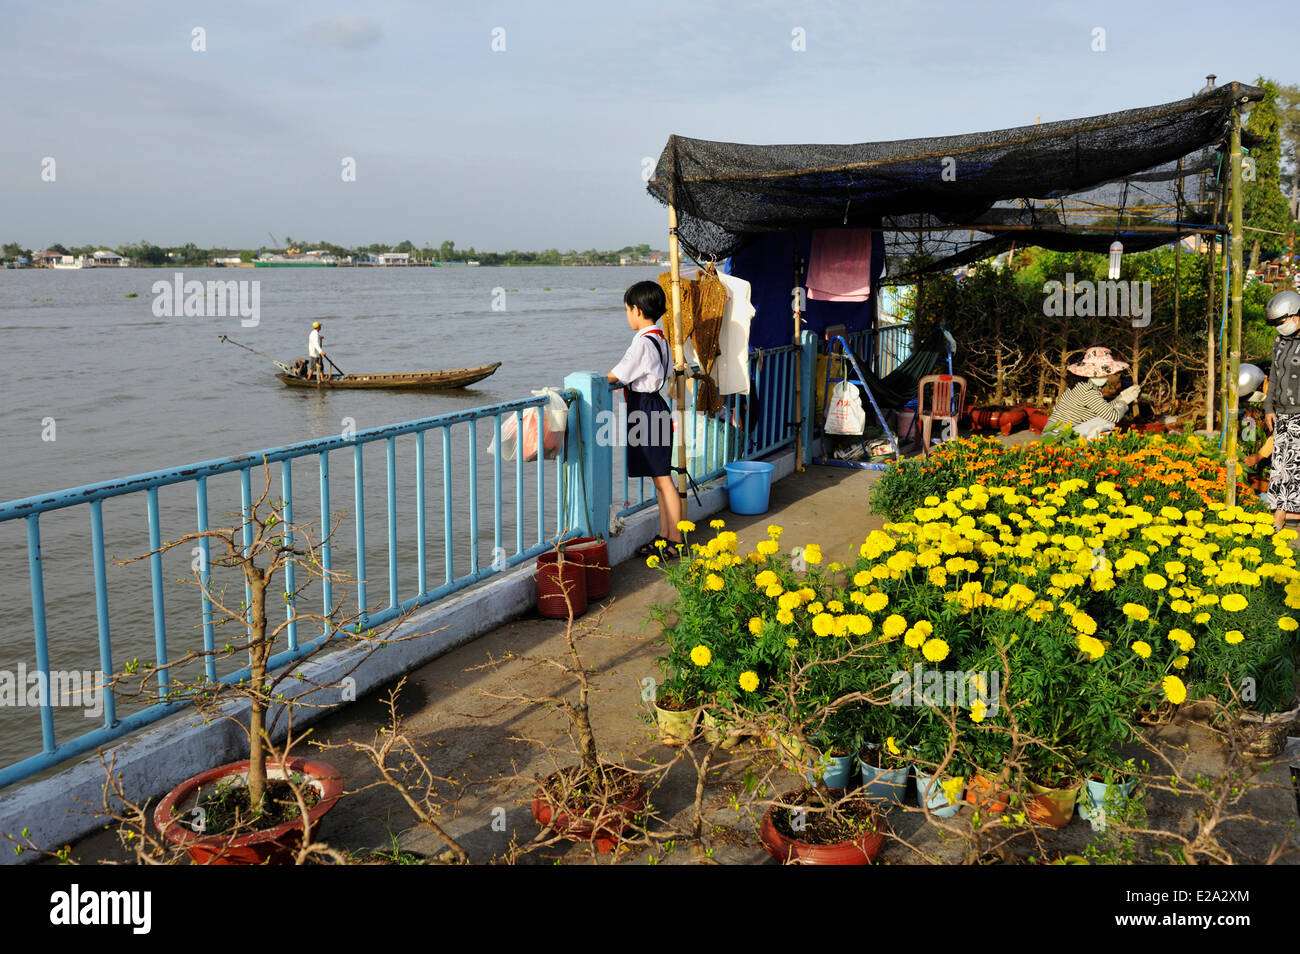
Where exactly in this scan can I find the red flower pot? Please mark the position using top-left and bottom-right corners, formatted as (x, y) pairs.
(968, 406), (1027, 436)
(536, 550), (588, 618)
(758, 793), (885, 865)
(1019, 406), (1050, 434)
(154, 757), (344, 865)
(531, 766), (648, 854)
(561, 537), (611, 600)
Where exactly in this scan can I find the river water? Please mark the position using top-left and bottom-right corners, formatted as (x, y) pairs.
(0, 265), (660, 774)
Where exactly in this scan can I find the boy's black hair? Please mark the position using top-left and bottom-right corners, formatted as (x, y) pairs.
(623, 281), (666, 322)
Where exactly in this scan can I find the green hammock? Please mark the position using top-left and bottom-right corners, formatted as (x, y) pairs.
(844, 326), (952, 410)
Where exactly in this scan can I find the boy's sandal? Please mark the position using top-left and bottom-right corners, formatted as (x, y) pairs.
(661, 537), (684, 560)
(636, 539), (659, 557)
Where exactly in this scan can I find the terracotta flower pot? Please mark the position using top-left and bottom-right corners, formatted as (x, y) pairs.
(154, 757), (344, 865)
(531, 765), (648, 854)
(758, 792), (885, 865)
(968, 406), (1027, 436)
(1026, 779), (1081, 828)
(1019, 406), (1050, 434)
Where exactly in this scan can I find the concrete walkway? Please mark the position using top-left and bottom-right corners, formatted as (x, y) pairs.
(57, 446), (1300, 865)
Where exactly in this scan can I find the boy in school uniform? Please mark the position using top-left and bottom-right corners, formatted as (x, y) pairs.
(606, 281), (684, 557)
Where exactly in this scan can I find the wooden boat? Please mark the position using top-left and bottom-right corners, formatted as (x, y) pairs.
(277, 362), (501, 390)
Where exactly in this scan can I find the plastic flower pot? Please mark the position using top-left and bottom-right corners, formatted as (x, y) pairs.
(759, 790), (885, 865)
(1027, 779), (1082, 828)
(531, 765), (647, 854)
(964, 770), (1013, 814)
(154, 757), (344, 865)
(559, 536), (610, 600)
(536, 550), (587, 619)
(700, 708), (742, 749)
(1076, 776), (1137, 829)
(914, 770), (964, 818)
(805, 753), (855, 790)
(652, 700), (699, 746)
(858, 744), (909, 802)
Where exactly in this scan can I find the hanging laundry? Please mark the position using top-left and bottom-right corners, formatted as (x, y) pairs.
(715, 271), (754, 395)
(807, 228), (873, 302)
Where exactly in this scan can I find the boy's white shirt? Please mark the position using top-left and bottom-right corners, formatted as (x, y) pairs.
(612, 326), (670, 394)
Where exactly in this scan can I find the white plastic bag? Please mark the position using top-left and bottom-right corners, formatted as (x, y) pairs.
(825, 382), (866, 435)
(489, 388), (569, 461)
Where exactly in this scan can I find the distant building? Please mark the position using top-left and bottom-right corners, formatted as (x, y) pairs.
(92, 250), (128, 266)
(368, 252), (411, 266)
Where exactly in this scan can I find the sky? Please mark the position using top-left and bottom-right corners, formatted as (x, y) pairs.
(0, 0), (1293, 252)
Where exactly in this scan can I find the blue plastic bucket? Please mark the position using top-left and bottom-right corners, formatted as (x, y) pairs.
(724, 461), (775, 515)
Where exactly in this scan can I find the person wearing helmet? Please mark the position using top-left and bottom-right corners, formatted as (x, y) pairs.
(1262, 290), (1300, 528)
(307, 320), (327, 383)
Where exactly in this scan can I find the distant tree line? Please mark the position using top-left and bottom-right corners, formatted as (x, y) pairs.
(0, 238), (661, 267)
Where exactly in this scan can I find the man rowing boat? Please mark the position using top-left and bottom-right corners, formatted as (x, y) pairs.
(307, 321), (328, 382)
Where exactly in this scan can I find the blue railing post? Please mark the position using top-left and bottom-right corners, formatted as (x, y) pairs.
(800, 330), (817, 468)
(563, 372), (611, 539)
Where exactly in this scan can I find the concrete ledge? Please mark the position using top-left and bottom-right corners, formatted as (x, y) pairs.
(0, 445), (797, 862)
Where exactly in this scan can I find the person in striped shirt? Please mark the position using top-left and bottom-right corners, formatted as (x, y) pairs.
(1043, 346), (1141, 439)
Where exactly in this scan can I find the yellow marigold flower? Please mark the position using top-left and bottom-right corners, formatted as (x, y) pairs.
(778, 591), (802, 612)
(1075, 633), (1105, 660)
(786, 637), (798, 648)
(1162, 675), (1187, 704)
(1172, 654), (1189, 669)
(1132, 640), (1152, 659)
(738, 671), (759, 692)
(1224, 630), (1244, 644)
(803, 544), (823, 565)
(705, 573), (724, 591)
(806, 601), (824, 615)
(853, 570), (873, 587)
(1279, 616), (1299, 631)
(1143, 573), (1167, 591)
(826, 599), (844, 613)
(913, 620), (933, 637)
(1122, 602), (1150, 622)
(904, 627), (925, 648)
(767, 524), (784, 539)
(1221, 593), (1248, 612)
(864, 592), (890, 613)
(765, 583), (783, 598)
(882, 614), (908, 638)
(1071, 611), (1097, 636)
(798, 586), (816, 601)
(886, 737), (901, 756)
(776, 608), (795, 625)
(690, 645), (712, 667)
(1170, 600), (1192, 614)
(748, 616), (764, 636)
(710, 519), (725, 530)
(929, 567), (947, 587)
(970, 698), (988, 723)
(812, 613), (835, 637)
(1167, 629), (1195, 652)
(654, 538), (667, 550)
(921, 638), (950, 662)
(677, 520), (695, 533)
(756, 539), (779, 556)
(1193, 612), (1210, 624)
(847, 614), (872, 636)
(645, 555), (660, 568)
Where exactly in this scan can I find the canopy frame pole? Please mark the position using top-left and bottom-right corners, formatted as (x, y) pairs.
(666, 138), (689, 505)
(793, 243), (804, 471)
(1172, 158), (1182, 404)
(1206, 195), (1219, 434)
(1225, 104), (1244, 506)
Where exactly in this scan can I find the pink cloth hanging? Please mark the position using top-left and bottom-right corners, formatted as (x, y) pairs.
(807, 229), (873, 302)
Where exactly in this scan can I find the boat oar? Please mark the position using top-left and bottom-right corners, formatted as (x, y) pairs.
(219, 335), (295, 375)
(325, 355), (346, 378)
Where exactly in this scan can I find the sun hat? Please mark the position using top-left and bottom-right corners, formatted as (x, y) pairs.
(312, 321), (321, 329)
(1068, 346), (1129, 377)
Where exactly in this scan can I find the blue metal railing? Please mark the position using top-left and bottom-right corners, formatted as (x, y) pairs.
(0, 393), (570, 789)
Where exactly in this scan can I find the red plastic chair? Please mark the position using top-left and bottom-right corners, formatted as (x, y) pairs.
(917, 374), (967, 457)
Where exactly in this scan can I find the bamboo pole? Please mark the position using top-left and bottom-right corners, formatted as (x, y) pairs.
(1225, 107), (1244, 506)
(1205, 206), (1218, 433)
(666, 139), (688, 504)
(1173, 158), (1182, 404)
